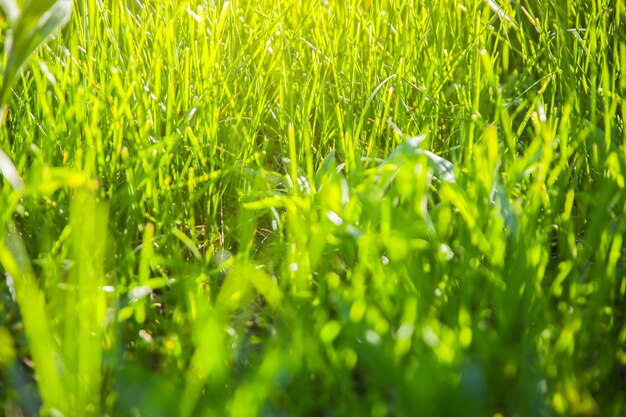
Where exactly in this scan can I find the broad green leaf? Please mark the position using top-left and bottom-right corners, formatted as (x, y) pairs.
(0, 148), (23, 190)
(62, 190), (109, 414)
(0, 0), (72, 107)
(423, 150), (456, 183)
(386, 135), (426, 161)
(314, 149), (336, 190)
(0, 0), (20, 23)
(385, 137), (456, 183)
(0, 224), (67, 414)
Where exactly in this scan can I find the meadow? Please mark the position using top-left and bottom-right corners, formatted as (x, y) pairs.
(0, 0), (625, 416)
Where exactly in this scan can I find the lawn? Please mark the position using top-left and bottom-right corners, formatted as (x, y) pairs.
(0, 0), (625, 416)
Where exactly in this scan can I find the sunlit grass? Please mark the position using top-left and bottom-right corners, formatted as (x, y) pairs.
(1, 0), (625, 416)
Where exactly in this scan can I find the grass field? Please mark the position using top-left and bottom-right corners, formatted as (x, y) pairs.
(0, 0), (625, 416)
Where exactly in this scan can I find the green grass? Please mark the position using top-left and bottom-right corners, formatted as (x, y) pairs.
(0, 0), (625, 416)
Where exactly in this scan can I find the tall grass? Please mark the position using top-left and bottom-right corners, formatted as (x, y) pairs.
(0, 0), (625, 416)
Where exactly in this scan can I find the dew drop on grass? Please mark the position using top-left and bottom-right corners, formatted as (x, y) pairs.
(346, 225), (363, 238)
(184, 7), (202, 23)
(538, 379), (548, 394)
(422, 327), (440, 347)
(38, 61), (56, 85)
(365, 329), (381, 345)
(4, 272), (15, 300)
(186, 107), (198, 121)
(0, 149), (24, 191)
(129, 285), (151, 301)
(138, 329), (153, 343)
(439, 243), (454, 261)
(297, 176), (311, 194)
(396, 324), (414, 340)
(326, 210), (343, 226)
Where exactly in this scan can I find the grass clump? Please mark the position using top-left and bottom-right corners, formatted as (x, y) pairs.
(1, 0), (625, 416)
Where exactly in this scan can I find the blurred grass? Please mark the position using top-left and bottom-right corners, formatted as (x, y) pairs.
(1, 0), (625, 416)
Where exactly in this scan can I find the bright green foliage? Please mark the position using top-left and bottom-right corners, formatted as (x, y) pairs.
(0, 0), (72, 106)
(0, 0), (625, 416)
